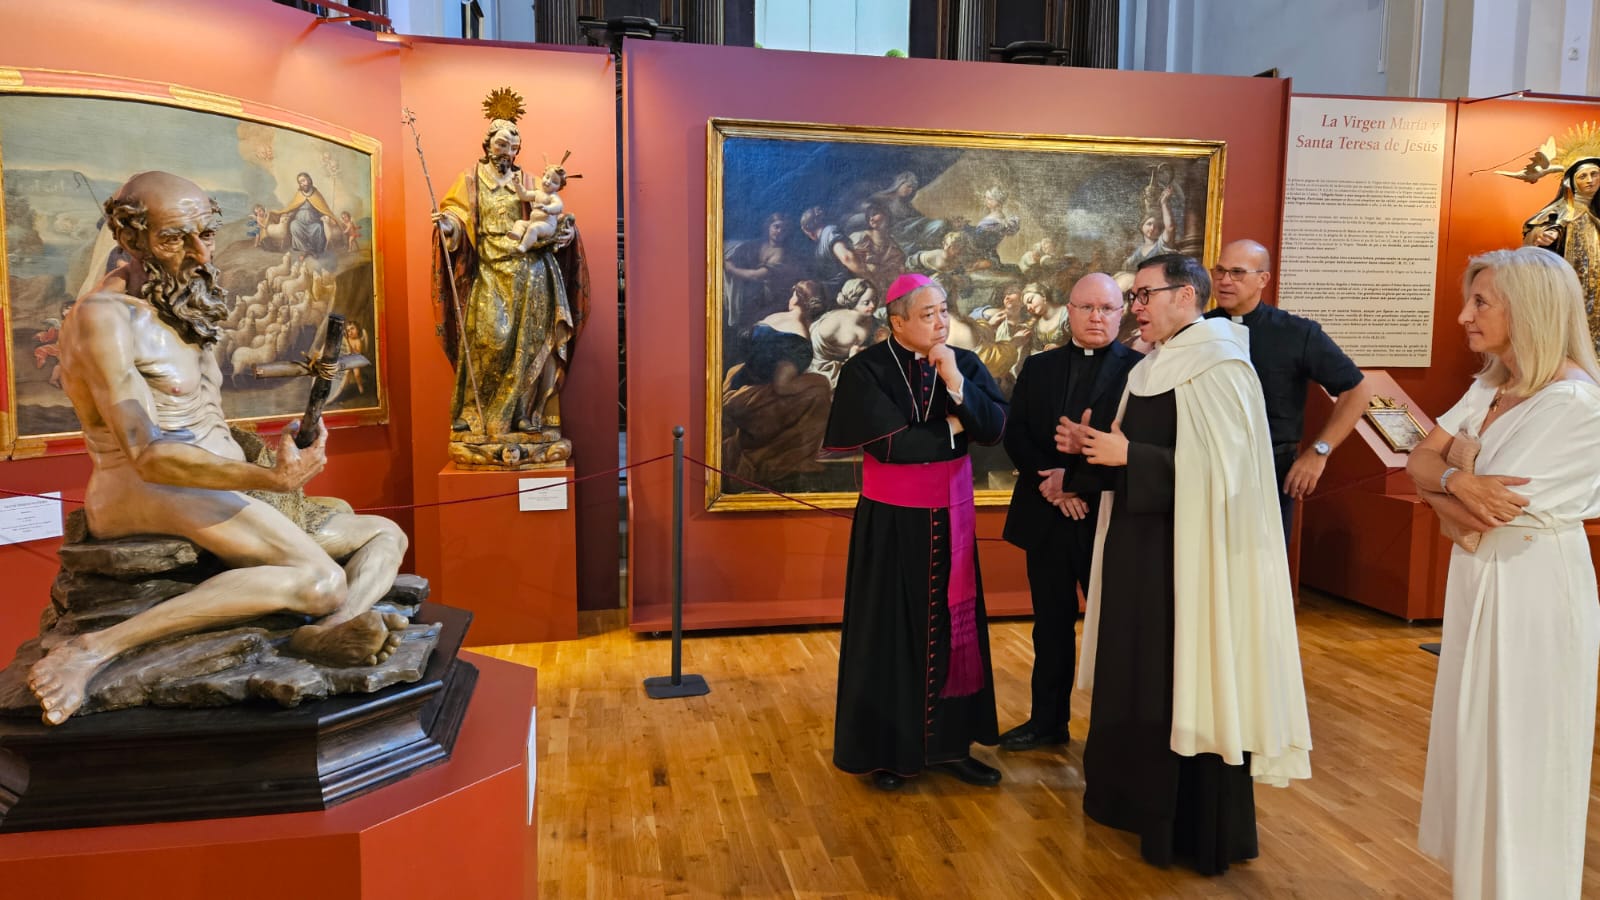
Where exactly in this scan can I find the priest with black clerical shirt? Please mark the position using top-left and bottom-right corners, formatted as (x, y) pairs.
(1202, 239), (1372, 541)
(822, 273), (1009, 792)
(997, 273), (1141, 753)
(1072, 254), (1312, 875)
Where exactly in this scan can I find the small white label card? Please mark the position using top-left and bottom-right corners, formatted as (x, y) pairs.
(517, 477), (569, 512)
(0, 491), (64, 546)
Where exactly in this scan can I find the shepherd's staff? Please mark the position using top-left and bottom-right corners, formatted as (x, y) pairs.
(72, 172), (101, 210)
(402, 107), (487, 432)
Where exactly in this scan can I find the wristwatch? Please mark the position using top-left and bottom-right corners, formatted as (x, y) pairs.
(1312, 440), (1332, 456)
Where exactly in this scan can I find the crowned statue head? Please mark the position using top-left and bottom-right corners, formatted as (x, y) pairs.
(479, 88), (526, 174)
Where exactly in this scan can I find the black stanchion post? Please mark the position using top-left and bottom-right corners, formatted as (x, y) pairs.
(644, 425), (710, 699)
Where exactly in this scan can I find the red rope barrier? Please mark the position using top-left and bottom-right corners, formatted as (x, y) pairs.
(681, 454), (855, 520)
(681, 453), (1021, 541)
(354, 452), (673, 512)
(0, 452), (676, 514)
(0, 447), (1403, 523)
(677, 452), (1403, 540)
(0, 487), (81, 506)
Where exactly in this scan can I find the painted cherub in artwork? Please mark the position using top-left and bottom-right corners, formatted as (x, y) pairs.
(248, 204), (271, 247)
(339, 211), (361, 252)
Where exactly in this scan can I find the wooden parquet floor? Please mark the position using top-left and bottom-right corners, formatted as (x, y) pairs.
(473, 591), (1600, 898)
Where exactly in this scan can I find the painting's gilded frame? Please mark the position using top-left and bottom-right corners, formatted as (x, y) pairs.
(705, 117), (1226, 512)
(0, 66), (387, 459)
(1365, 402), (1429, 453)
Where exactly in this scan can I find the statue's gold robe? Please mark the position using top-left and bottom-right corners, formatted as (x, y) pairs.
(435, 162), (575, 436)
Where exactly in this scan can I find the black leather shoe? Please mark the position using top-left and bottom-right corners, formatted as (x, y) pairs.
(871, 771), (905, 791)
(999, 723), (1072, 752)
(932, 756), (1002, 786)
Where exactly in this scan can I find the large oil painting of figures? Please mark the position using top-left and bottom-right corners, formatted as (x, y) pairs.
(705, 118), (1225, 511)
(0, 70), (384, 458)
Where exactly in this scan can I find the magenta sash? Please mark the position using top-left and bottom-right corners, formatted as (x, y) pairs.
(861, 455), (983, 698)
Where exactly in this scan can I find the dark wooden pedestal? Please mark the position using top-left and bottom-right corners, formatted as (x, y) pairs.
(0, 602), (476, 832)
(0, 651), (538, 900)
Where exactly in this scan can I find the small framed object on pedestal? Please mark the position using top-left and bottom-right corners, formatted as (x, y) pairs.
(1364, 396), (1429, 453)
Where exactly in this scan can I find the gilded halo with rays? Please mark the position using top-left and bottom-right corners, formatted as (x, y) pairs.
(482, 87), (525, 124)
(1552, 122), (1600, 172)
(1497, 122), (1600, 184)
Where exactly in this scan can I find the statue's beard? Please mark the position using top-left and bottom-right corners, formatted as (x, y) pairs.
(492, 154), (515, 175)
(140, 258), (230, 348)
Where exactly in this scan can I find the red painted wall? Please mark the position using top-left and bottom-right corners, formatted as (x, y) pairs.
(622, 40), (1292, 628)
(1421, 97), (1600, 417)
(0, 0), (412, 652)
(397, 39), (620, 613)
(0, 5), (624, 662)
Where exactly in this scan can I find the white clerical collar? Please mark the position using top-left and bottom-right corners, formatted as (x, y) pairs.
(1228, 301), (1263, 325)
(890, 336), (927, 361)
(1070, 340), (1096, 356)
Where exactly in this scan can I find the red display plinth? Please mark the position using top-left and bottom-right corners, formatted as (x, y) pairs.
(1299, 372), (1450, 620)
(0, 652), (538, 900)
(437, 463), (579, 644)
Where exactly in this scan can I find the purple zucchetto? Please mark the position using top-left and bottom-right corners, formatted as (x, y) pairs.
(885, 273), (936, 304)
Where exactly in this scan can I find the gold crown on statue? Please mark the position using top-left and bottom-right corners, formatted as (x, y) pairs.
(1497, 122), (1600, 183)
(482, 87), (526, 124)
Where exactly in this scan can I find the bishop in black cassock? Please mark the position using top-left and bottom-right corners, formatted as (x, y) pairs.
(822, 274), (1008, 791)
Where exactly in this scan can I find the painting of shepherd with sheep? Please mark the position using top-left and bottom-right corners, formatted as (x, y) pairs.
(0, 76), (384, 457)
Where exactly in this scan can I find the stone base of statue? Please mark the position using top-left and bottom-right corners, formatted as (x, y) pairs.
(0, 652), (534, 900)
(448, 427), (572, 469)
(0, 600), (476, 832)
(0, 508), (478, 831)
(0, 511), (442, 718)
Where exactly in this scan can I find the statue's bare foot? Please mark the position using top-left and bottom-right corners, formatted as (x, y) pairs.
(27, 639), (110, 726)
(289, 610), (388, 667)
(373, 613), (410, 665)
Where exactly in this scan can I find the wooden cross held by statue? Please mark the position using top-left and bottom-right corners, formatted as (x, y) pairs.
(250, 313), (371, 448)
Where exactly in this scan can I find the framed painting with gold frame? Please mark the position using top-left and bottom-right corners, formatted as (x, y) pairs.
(705, 117), (1225, 511)
(0, 67), (387, 459)
(1365, 400), (1428, 452)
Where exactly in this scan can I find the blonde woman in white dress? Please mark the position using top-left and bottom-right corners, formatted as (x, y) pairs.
(1409, 246), (1600, 899)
